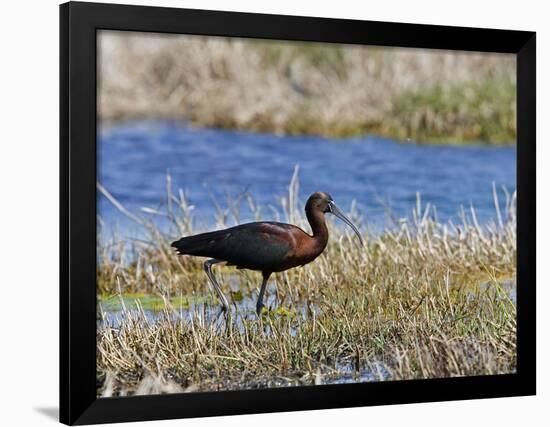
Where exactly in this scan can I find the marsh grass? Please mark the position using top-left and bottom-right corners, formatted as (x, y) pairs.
(390, 79), (517, 143)
(97, 174), (516, 396)
(98, 32), (516, 144)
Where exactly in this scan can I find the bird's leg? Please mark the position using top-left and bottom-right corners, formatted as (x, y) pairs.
(204, 259), (230, 313)
(256, 271), (272, 316)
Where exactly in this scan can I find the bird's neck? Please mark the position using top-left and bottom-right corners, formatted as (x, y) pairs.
(306, 207), (329, 250)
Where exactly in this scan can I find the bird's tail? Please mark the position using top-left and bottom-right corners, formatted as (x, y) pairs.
(170, 237), (196, 255)
(171, 230), (225, 256)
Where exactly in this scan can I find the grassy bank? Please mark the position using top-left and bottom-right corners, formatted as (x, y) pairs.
(96, 177), (517, 396)
(98, 32), (516, 144)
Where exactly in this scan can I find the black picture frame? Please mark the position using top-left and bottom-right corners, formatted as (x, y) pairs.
(60, 1), (536, 425)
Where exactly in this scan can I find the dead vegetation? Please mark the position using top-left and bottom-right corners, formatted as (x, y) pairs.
(98, 31), (516, 143)
(97, 174), (516, 396)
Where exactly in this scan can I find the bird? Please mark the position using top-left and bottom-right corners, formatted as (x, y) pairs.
(171, 192), (363, 315)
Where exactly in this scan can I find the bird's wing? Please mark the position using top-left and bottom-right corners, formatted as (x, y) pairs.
(171, 222), (294, 271)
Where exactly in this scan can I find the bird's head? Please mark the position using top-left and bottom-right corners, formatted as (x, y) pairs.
(307, 192), (364, 246)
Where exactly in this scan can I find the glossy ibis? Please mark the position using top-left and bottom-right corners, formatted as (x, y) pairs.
(171, 192), (363, 315)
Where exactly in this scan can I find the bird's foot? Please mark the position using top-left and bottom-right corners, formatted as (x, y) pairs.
(215, 304), (230, 320)
(256, 303), (266, 316)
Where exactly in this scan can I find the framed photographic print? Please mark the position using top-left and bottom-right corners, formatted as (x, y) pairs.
(60, 1), (536, 424)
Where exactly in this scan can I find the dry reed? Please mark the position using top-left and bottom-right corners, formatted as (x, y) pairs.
(96, 173), (516, 396)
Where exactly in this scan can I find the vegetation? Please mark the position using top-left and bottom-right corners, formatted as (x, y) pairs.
(96, 175), (517, 396)
(390, 79), (517, 144)
(98, 32), (516, 144)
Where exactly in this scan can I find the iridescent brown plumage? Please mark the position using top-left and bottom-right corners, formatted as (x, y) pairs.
(171, 192), (363, 315)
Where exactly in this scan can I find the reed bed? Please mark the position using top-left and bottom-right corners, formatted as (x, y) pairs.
(98, 31), (516, 144)
(97, 175), (516, 396)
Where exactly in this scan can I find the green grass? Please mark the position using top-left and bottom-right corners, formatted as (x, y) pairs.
(96, 175), (517, 396)
(98, 293), (214, 311)
(389, 79), (517, 144)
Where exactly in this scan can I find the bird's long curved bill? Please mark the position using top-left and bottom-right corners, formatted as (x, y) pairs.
(329, 202), (364, 246)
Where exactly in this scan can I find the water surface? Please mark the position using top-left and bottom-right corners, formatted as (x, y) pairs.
(98, 121), (516, 235)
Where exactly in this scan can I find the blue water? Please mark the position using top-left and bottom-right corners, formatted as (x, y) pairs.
(98, 121), (516, 236)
